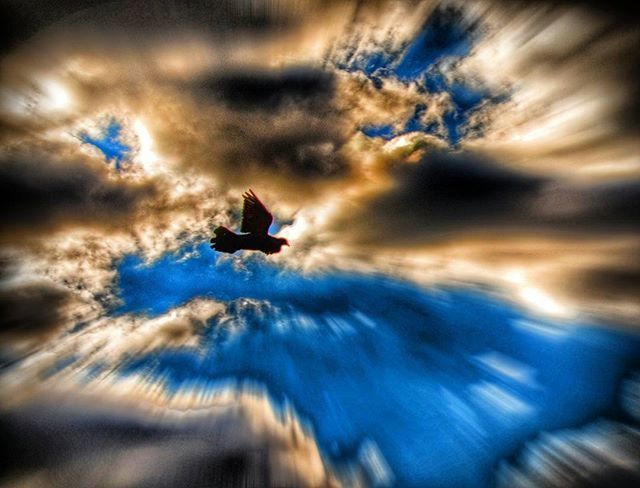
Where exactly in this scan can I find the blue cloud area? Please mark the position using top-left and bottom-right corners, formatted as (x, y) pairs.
(80, 118), (130, 169)
(345, 7), (503, 145)
(112, 243), (640, 487)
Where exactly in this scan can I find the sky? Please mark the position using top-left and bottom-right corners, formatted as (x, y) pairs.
(1, 0), (640, 487)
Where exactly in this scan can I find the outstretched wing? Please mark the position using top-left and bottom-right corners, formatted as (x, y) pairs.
(241, 189), (273, 235)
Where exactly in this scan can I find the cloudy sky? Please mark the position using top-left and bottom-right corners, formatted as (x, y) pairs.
(1, 0), (639, 486)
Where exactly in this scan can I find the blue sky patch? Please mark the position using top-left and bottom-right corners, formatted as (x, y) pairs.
(80, 118), (130, 169)
(339, 6), (506, 147)
(393, 7), (473, 82)
(108, 241), (640, 487)
(360, 124), (396, 140)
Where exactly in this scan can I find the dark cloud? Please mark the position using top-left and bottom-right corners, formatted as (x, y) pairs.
(186, 106), (349, 180)
(338, 150), (640, 244)
(571, 265), (640, 305)
(199, 68), (348, 179)
(0, 281), (72, 338)
(0, 156), (154, 238)
(0, 0), (293, 51)
(548, 0), (640, 20)
(0, 396), (339, 487)
(388, 152), (543, 209)
(160, 67), (350, 185)
(73, 0), (296, 34)
(551, 181), (640, 231)
(0, 401), (259, 485)
(340, 151), (546, 241)
(239, 121), (348, 178)
(199, 67), (335, 111)
(0, 0), (110, 56)
(208, 67), (347, 178)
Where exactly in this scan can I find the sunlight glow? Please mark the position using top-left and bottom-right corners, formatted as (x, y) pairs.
(133, 118), (160, 173)
(39, 79), (73, 113)
(505, 268), (573, 319)
(519, 285), (572, 319)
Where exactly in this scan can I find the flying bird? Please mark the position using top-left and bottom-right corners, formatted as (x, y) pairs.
(210, 190), (289, 255)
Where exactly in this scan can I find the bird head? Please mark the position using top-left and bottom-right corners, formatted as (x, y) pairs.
(278, 237), (290, 247)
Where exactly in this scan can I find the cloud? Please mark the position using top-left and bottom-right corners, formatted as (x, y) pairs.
(0, 4), (638, 486)
(331, 150), (640, 244)
(497, 419), (640, 488)
(30, 298), (221, 368)
(350, 151), (544, 238)
(574, 266), (640, 301)
(335, 70), (453, 136)
(0, 0), (638, 330)
(158, 71), (352, 188)
(0, 381), (350, 488)
(0, 252), (101, 352)
(456, 0), (640, 178)
(0, 154), (155, 239)
(0, 280), (72, 340)
(198, 66), (335, 112)
(0, 1), (112, 56)
(297, 148), (640, 324)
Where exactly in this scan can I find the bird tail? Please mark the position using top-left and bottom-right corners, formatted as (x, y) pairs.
(210, 226), (239, 254)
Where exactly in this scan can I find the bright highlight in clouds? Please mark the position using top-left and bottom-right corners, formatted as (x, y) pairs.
(39, 78), (73, 113)
(132, 118), (160, 173)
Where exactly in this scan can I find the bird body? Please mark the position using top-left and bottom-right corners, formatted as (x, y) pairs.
(211, 190), (289, 255)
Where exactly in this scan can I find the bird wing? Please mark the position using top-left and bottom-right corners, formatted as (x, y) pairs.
(241, 189), (273, 235)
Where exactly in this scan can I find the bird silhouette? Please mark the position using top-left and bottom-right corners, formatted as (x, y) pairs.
(210, 190), (289, 255)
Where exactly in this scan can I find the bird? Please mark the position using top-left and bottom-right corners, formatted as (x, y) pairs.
(210, 190), (289, 255)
